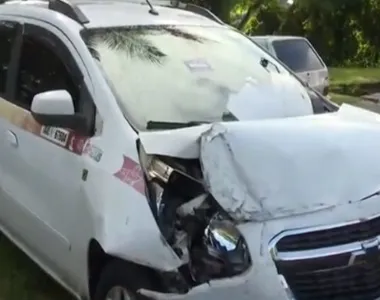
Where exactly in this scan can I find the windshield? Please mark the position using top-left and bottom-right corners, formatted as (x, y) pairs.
(82, 25), (288, 130)
(272, 38), (324, 73)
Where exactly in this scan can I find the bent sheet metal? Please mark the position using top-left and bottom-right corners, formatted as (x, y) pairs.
(140, 104), (380, 221)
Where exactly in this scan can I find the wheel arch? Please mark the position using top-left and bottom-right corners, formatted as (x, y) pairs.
(87, 238), (164, 299)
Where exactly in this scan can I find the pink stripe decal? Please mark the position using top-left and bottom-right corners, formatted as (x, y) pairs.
(114, 156), (145, 194)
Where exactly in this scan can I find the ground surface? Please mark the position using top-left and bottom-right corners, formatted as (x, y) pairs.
(1, 67), (380, 300)
(0, 235), (74, 299)
(330, 67), (380, 86)
(329, 67), (380, 105)
(353, 99), (380, 113)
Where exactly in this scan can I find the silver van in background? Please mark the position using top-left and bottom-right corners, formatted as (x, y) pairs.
(250, 35), (329, 96)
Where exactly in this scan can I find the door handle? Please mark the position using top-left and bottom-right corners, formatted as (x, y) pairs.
(5, 130), (18, 148)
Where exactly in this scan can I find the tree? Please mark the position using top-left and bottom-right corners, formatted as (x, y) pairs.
(187, 0), (241, 22)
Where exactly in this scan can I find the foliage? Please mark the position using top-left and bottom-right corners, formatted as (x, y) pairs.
(187, 0), (380, 67)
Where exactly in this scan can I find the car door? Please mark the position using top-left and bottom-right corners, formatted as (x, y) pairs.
(0, 20), (21, 230)
(0, 21), (96, 283)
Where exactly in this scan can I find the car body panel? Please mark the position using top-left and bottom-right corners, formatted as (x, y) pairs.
(138, 104), (380, 300)
(0, 97), (76, 269)
(0, 12), (187, 298)
(79, 2), (220, 28)
(140, 104), (380, 220)
(139, 191), (380, 300)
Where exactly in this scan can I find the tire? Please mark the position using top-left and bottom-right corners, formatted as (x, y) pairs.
(93, 259), (153, 300)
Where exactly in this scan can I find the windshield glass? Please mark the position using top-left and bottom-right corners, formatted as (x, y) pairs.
(82, 25), (287, 130)
(272, 38), (324, 73)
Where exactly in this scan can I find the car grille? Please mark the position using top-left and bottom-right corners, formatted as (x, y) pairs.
(276, 215), (380, 251)
(271, 216), (380, 300)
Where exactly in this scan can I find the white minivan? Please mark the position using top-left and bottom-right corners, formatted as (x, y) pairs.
(250, 35), (329, 96)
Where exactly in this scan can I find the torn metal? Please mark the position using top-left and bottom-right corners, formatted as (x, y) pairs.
(135, 104), (380, 297)
(140, 104), (380, 221)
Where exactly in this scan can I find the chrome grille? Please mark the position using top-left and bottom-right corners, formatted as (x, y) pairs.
(270, 216), (380, 300)
(276, 215), (380, 251)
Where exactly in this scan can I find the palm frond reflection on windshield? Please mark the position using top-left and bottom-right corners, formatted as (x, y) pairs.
(160, 26), (206, 43)
(88, 28), (166, 64)
(84, 25), (211, 64)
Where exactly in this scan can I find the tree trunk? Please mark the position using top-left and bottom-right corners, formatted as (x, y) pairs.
(237, 0), (267, 30)
(209, 0), (232, 23)
(237, 4), (255, 30)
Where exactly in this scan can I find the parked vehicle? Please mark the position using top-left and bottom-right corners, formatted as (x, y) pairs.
(0, 0), (367, 300)
(250, 35), (329, 96)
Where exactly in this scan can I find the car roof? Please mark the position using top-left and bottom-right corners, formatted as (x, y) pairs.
(0, 0), (222, 29)
(78, 1), (220, 28)
(250, 35), (308, 42)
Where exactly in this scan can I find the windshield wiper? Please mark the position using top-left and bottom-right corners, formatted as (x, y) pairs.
(147, 113), (238, 130)
(146, 120), (210, 130)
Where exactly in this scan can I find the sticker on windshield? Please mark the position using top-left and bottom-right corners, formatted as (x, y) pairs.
(184, 59), (212, 72)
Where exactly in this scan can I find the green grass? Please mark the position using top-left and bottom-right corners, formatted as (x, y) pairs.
(329, 93), (361, 105)
(329, 67), (380, 85)
(0, 234), (73, 300)
(329, 67), (380, 105)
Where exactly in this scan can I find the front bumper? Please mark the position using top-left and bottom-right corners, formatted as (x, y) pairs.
(140, 194), (380, 300)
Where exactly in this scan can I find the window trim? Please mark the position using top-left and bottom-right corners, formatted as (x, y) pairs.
(22, 24), (84, 90)
(0, 20), (21, 100)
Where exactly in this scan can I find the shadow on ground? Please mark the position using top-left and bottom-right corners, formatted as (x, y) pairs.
(0, 233), (75, 300)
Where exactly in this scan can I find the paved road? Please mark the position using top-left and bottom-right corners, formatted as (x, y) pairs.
(355, 100), (380, 113)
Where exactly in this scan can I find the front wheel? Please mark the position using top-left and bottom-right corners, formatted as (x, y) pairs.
(93, 259), (153, 300)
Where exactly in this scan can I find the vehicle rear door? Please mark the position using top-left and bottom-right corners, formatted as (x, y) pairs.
(272, 38), (329, 95)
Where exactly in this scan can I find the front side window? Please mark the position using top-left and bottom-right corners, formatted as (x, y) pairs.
(15, 35), (80, 111)
(272, 38), (324, 73)
(82, 25), (287, 130)
(0, 21), (17, 95)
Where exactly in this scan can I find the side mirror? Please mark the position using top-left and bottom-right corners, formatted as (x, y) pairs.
(31, 90), (86, 131)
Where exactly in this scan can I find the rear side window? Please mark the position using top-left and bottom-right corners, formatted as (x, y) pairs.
(0, 21), (17, 95)
(272, 39), (324, 73)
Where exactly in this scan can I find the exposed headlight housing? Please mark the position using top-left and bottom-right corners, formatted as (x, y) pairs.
(189, 213), (252, 282)
(138, 145), (252, 285)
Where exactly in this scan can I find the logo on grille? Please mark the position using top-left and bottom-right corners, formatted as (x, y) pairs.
(348, 238), (380, 266)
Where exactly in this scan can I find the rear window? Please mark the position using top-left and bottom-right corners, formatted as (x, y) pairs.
(272, 39), (324, 73)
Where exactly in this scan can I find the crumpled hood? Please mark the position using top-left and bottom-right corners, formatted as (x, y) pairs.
(226, 71), (313, 121)
(140, 104), (380, 221)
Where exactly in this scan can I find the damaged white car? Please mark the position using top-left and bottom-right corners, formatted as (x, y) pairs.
(3, 1), (378, 300)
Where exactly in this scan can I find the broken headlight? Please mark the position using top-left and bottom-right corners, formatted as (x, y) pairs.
(138, 147), (252, 284)
(189, 213), (251, 282)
